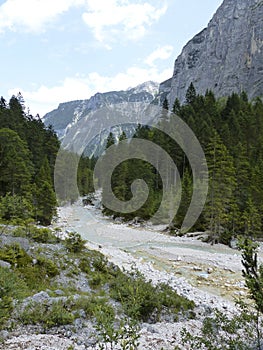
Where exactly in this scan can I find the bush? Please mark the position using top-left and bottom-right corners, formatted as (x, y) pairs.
(181, 306), (261, 349)
(0, 243), (32, 267)
(19, 300), (75, 328)
(110, 269), (194, 322)
(0, 266), (30, 328)
(35, 255), (59, 277)
(28, 226), (59, 244)
(65, 232), (86, 253)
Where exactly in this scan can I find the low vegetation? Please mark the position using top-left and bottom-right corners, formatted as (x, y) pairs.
(0, 225), (195, 348)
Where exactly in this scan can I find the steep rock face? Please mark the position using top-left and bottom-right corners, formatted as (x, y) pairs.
(167, 0), (263, 106)
(43, 81), (159, 139)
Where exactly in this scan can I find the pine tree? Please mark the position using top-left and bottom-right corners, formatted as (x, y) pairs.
(0, 128), (33, 196)
(106, 132), (115, 149)
(204, 133), (236, 242)
(34, 157), (57, 225)
(185, 82), (197, 105)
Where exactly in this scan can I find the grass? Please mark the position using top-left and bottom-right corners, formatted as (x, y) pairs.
(0, 224), (195, 334)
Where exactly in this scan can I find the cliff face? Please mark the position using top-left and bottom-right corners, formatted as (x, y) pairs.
(43, 81), (159, 139)
(167, 0), (263, 106)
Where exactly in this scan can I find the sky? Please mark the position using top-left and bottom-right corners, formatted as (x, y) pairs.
(0, 0), (223, 117)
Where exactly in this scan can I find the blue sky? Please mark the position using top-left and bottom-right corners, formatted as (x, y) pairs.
(0, 0), (222, 117)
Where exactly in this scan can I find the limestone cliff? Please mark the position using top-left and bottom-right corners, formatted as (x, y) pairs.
(167, 0), (263, 106)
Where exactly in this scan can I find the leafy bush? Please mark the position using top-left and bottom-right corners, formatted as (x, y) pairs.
(65, 232), (86, 253)
(19, 300), (75, 328)
(181, 306), (262, 350)
(35, 255), (59, 277)
(13, 225), (60, 243)
(0, 243), (32, 267)
(28, 226), (59, 244)
(110, 269), (194, 322)
(0, 266), (30, 328)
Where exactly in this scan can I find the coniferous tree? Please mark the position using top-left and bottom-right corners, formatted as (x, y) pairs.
(185, 82), (197, 105)
(204, 133), (236, 242)
(0, 128), (33, 197)
(34, 158), (57, 225)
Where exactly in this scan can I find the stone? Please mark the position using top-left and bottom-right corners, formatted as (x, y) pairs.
(165, 0), (263, 106)
(0, 260), (11, 269)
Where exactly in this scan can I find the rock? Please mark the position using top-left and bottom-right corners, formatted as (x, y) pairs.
(43, 81), (159, 145)
(0, 330), (9, 340)
(0, 260), (11, 269)
(229, 238), (238, 249)
(31, 291), (50, 303)
(207, 267), (213, 274)
(54, 289), (64, 296)
(147, 326), (159, 334)
(166, 0), (263, 105)
(193, 266), (202, 271)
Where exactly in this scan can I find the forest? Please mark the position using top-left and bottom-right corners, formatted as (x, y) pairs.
(98, 84), (263, 244)
(1, 86), (263, 245)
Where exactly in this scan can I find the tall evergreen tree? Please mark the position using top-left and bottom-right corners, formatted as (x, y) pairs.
(204, 133), (236, 242)
(0, 128), (33, 196)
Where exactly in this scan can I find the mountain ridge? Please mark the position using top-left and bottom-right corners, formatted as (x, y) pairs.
(43, 81), (159, 139)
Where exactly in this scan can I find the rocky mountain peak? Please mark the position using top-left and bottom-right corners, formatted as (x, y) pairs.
(43, 81), (159, 139)
(166, 0), (263, 107)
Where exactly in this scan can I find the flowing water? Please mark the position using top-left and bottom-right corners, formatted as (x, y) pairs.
(56, 202), (251, 301)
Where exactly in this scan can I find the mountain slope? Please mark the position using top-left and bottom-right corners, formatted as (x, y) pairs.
(43, 81), (159, 139)
(166, 0), (263, 106)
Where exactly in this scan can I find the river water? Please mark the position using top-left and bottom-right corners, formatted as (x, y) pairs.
(56, 202), (250, 301)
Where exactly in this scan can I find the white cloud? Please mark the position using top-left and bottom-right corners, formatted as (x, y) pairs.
(0, 0), (85, 33)
(82, 0), (167, 44)
(145, 45), (174, 67)
(8, 65), (171, 117)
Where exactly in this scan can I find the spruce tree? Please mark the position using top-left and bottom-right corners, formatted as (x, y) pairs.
(0, 128), (33, 197)
(34, 157), (57, 225)
(204, 133), (236, 242)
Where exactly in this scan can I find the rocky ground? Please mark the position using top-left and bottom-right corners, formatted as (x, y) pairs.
(1, 202), (262, 350)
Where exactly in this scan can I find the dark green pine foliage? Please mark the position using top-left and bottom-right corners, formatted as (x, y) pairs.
(0, 94), (60, 225)
(77, 155), (95, 196)
(204, 133), (236, 242)
(99, 83), (263, 241)
(0, 128), (33, 197)
(34, 157), (57, 225)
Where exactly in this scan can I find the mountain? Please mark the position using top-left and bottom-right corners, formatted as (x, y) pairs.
(165, 0), (263, 107)
(43, 81), (159, 140)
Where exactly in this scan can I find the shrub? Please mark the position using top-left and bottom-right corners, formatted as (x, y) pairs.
(0, 243), (32, 267)
(19, 300), (75, 328)
(109, 269), (194, 322)
(28, 226), (59, 243)
(35, 255), (59, 277)
(65, 232), (86, 253)
(0, 266), (30, 328)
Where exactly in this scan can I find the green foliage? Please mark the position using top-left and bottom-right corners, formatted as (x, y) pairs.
(0, 193), (33, 223)
(239, 238), (263, 314)
(77, 155), (95, 196)
(0, 266), (29, 328)
(65, 232), (86, 253)
(181, 306), (260, 349)
(99, 89), (263, 240)
(34, 158), (57, 225)
(0, 243), (32, 267)
(27, 226), (60, 244)
(109, 268), (194, 322)
(0, 94), (60, 225)
(0, 128), (33, 196)
(94, 306), (140, 350)
(35, 255), (59, 277)
(19, 300), (75, 329)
